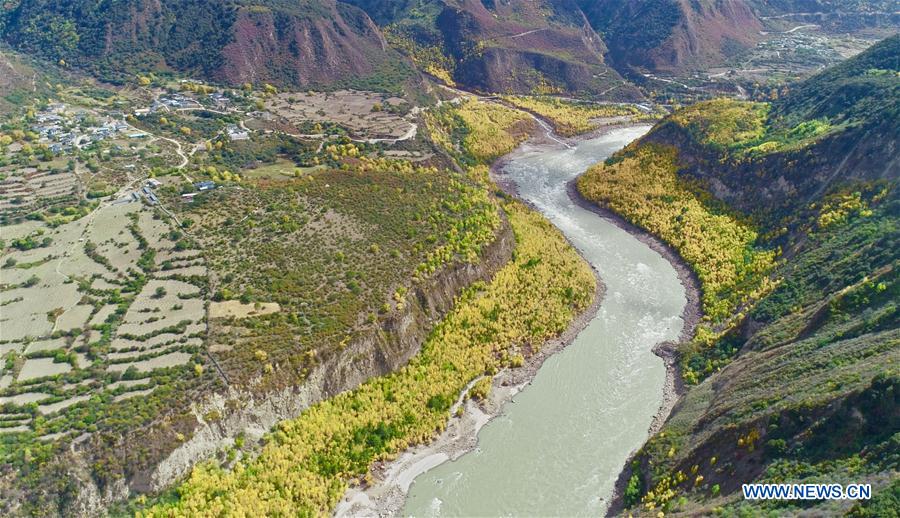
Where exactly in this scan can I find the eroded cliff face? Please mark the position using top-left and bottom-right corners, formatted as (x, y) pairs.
(62, 213), (515, 516)
(643, 118), (899, 231)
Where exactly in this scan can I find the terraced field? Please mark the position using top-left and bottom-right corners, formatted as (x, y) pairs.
(0, 201), (208, 444)
(1, 130), (506, 515)
(0, 166), (81, 221)
(0, 49), (542, 515)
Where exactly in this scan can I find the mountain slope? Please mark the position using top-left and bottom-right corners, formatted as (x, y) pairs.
(641, 35), (899, 230)
(1, 0), (641, 98)
(579, 0), (762, 74)
(346, 0), (643, 99)
(578, 36), (899, 515)
(1, 0), (415, 92)
(579, 0), (899, 75)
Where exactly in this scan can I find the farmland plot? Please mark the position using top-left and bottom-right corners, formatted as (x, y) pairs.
(265, 90), (415, 141)
(0, 166), (80, 220)
(1, 199), (210, 447)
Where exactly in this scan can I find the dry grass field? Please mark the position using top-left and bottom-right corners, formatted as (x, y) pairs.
(265, 91), (416, 141)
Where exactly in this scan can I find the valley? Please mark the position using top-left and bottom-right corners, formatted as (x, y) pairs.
(0, 2), (897, 517)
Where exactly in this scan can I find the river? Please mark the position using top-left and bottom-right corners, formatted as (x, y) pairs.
(399, 126), (689, 516)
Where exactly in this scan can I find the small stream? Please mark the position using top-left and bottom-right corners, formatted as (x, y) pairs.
(401, 126), (687, 517)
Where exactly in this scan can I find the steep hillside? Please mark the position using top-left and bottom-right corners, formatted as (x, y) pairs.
(0, 0), (416, 93)
(346, 0), (643, 99)
(579, 0), (762, 74)
(0, 48), (61, 114)
(772, 32), (899, 128)
(1, 0), (642, 98)
(578, 36), (898, 515)
(641, 35), (899, 231)
(2, 0), (894, 93)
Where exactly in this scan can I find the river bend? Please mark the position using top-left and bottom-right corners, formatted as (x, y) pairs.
(402, 126), (687, 517)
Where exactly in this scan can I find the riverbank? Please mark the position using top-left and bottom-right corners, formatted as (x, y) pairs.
(563, 153), (702, 517)
(334, 225), (607, 517)
(333, 123), (612, 517)
(493, 123), (703, 517)
(566, 179), (702, 430)
(503, 116), (702, 434)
